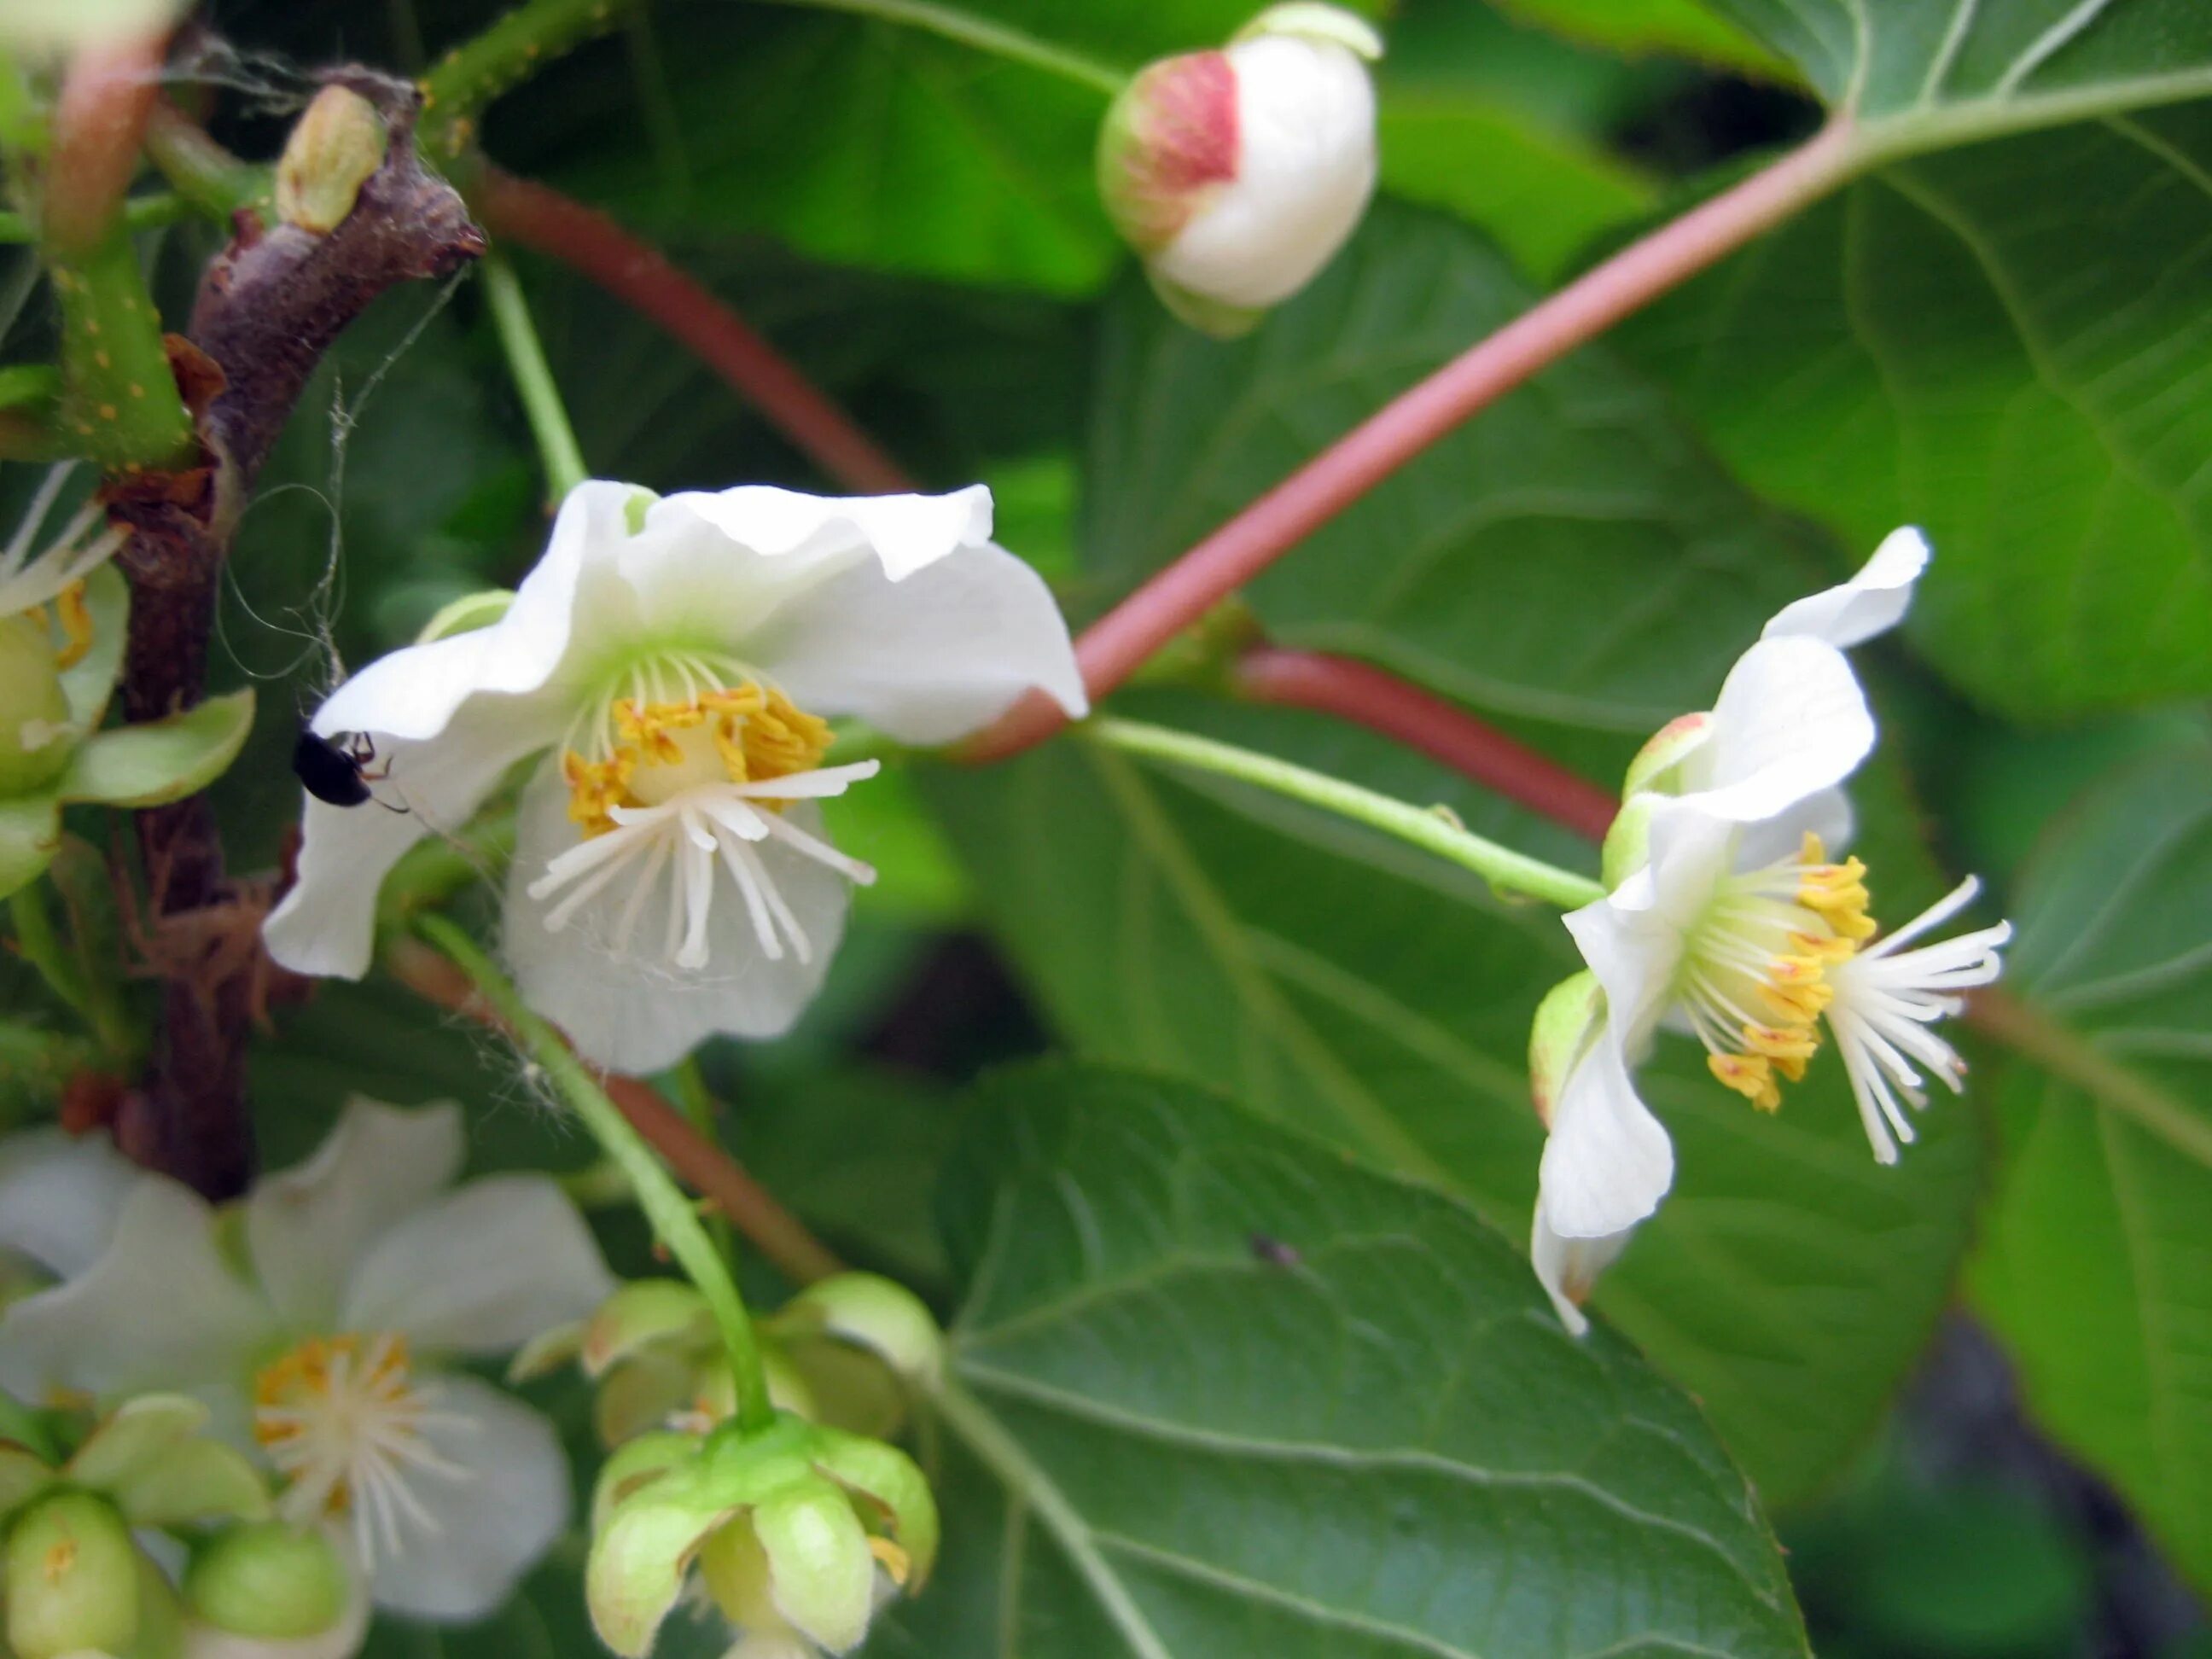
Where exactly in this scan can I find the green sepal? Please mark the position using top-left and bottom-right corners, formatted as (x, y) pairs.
(0, 1443), (53, 1519)
(1528, 970), (1604, 1131)
(5, 1490), (140, 1659)
(590, 1430), (700, 1535)
(58, 687), (253, 807)
(808, 1423), (940, 1589)
(1147, 268), (1265, 340)
(0, 792), (62, 902)
(586, 1475), (737, 1657)
(748, 1479), (874, 1652)
(581, 1279), (713, 1379)
(183, 1522), (348, 1639)
(416, 586), (515, 643)
(57, 563), (127, 733)
(108, 1437), (272, 1528)
(1600, 794), (1657, 892)
(62, 1394), (206, 1490)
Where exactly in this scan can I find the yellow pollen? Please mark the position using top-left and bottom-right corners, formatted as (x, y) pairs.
(52, 579), (93, 669)
(1708, 1052), (1782, 1112)
(44, 1540), (76, 1584)
(564, 680), (833, 836)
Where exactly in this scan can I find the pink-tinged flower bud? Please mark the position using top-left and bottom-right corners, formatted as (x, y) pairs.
(1100, 4), (1382, 337)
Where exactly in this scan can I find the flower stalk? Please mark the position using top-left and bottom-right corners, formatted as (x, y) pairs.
(481, 251), (589, 499)
(416, 913), (778, 1432)
(1084, 716), (1604, 909)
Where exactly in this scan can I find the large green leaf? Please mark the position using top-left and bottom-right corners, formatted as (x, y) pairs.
(1967, 740), (2212, 1594)
(1706, 0), (2212, 132)
(1489, 0), (1789, 78)
(1084, 201), (1837, 733)
(888, 1062), (1810, 1656)
(926, 698), (1977, 1509)
(1625, 106), (2212, 717)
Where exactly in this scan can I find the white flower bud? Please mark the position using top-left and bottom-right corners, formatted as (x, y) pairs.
(1099, 4), (1381, 337)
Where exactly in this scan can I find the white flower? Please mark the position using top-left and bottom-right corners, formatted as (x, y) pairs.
(1531, 530), (2010, 1332)
(263, 480), (1086, 1072)
(0, 1099), (616, 1621)
(0, 465), (122, 663)
(1100, 3), (1380, 335)
(0, 1126), (139, 1285)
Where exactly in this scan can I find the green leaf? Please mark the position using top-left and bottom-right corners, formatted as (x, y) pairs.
(58, 688), (254, 807)
(1489, 0), (1790, 78)
(1624, 108), (2212, 717)
(893, 1062), (1810, 1656)
(1377, 97), (1656, 282)
(1706, 0), (2212, 136)
(1966, 739), (2212, 1594)
(1082, 202), (1842, 731)
(543, 0), (1243, 294)
(926, 698), (1976, 1506)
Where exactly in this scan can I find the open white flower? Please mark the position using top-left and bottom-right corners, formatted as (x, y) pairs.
(1531, 530), (2009, 1332)
(0, 1099), (615, 1621)
(263, 480), (1085, 1072)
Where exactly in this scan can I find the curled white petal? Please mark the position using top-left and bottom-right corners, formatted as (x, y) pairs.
(0, 1127), (140, 1280)
(1534, 1025), (1675, 1243)
(1762, 527), (1929, 649)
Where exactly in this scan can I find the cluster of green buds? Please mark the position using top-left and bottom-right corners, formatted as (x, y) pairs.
(0, 1394), (355, 1659)
(521, 1274), (943, 1656)
(0, 474), (253, 900)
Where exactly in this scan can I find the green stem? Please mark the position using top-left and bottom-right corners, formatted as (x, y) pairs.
(0, 195), (193, 244)
(416, 915), (777, 1433)
(1084, 717), (1605, 910)
(758, 0), (1126, 94)
(47, 230), (195, 470)
(481, 253), (588, 500)
(418, 0), (638, 164)
(143, 108), (273, 224)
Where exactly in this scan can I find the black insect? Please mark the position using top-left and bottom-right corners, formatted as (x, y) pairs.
(1249, 1231), (1301, 1268)
(292, 728), (404, 812)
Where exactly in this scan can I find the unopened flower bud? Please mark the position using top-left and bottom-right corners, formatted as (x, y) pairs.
(276, 86), (388, 235)
(5, 1490), (140, 1659)
(1100, 3), (1381, 337)
(184, 1523), (351, 1640)
(0, 614), (74, 795)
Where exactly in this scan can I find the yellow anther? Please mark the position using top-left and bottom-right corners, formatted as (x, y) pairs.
(868, 1536), (912, 1587)
(52, 579), (93, 670)
(565, 679), (833, 835)
(1742, 1023), (1817, 1083)
(253, 1334), (412, 1451)
(1708, 1052), (1781, 1112)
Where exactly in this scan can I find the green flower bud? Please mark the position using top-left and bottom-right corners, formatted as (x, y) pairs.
(0, 614), (75, 795)
(1621, 710), (1712, 802)
(5, 1491), (140, 1659)
(183, 1522), (351, 1640)
(125, 1550), (184, 1659)
(276, 86), (389, 235)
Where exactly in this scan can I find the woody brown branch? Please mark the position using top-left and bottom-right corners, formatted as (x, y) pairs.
(102, 73), (484, 1199)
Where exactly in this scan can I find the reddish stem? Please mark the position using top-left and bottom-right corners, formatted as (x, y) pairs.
(45, 33), (168, 256)
(474, 166), (916, 495)
(963, 120), (1859, 763)
(1234, 648), (1616, 842)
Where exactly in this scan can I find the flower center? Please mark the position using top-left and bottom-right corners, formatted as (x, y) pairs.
(1674, 833), (1876, 1112)
(530, 656), (877, 972)
(562, 663), (833, 836)
(252, 1332), (473, 1567)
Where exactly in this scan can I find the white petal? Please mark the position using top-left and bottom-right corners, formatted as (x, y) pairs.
(1679, 635), (1874, 824)
(1762, 527), (1929, 648)
(263, 698), (562, 980)
(1530, 1203), (1632, 1337)
(246, 1101), (466, 1327)
(1732, 785), (1854, 867)
(362, 1374), (570, 1621)
(1153, 35), (1376, 310)
(652, 481), (993, 584)
(338, 1175), (614, 1358)
(310, 480), (635, 742)
(503, 768), (849, 1072)
(0, 1181), (273, 1400)
(0, 1128), (140, 1278)
(1564, 806), (1737, 1051)
(1534, 1028), (1674, 1241)
(759, 541), (1086, 744)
